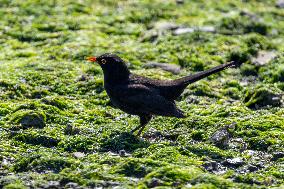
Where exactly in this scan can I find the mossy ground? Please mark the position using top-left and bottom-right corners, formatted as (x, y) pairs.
(0, 0), (284, 188)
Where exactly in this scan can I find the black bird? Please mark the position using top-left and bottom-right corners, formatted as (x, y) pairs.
(88, 53), (242, 136)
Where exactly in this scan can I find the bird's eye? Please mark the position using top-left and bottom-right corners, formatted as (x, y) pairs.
(101, 59), (106, 64)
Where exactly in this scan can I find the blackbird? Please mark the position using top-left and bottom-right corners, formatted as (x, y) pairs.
(87, 53), (242, 136)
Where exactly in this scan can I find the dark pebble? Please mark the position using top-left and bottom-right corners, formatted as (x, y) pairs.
(272, 152), (284, 161)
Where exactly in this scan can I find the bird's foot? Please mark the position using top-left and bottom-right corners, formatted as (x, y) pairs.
(130, 125), (141, 135)
(136, 125), (146, 136)
(130, 126), (145, 137)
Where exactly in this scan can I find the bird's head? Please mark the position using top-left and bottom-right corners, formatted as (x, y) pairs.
(87, 53), (130, 81)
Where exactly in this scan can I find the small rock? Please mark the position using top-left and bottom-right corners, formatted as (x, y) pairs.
(198, 26), (216, 33)
(228, 138), (247, 152)
(173, 27), (195, 35)
(184, 183), (193, 188)
(276, 0), (284, 8)
(142, 128), (163, 140)
(143, 62), (181, 74)
(101, 181), (120, 187)
(223, 157), (245, 168)
(43, 181), (60, 189)
(210, 122), (236, 148)
(139, 22), (179, 42)
(139, 30), (158, 42)
(108, 151), (119, 156)
(77, 74), (88, 81)
(203, 161), (218, 172)
(20, 112), (46, 129)
(244, 87), (282, 109)
(272, 152), (284, 161)
(240, 10), (260, 22)
(65, 182), (79, 189)
(147, 178), (162, 188)
(185, 95), (200, 104)
(119, 150), (126, 157)
(245, 150), (257, 156)
(64, 124), (80, 135)
(1, 159), (9, 166)
(154, 22), (179, 31)
(176, 0), (184, 4)
(247, 164), (259, 172)
(72, 152), (85, 159)
(252, 51), (277, 66)
(118, 150), (131, 157)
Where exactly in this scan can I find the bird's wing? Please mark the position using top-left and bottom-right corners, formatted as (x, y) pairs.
(115, 84), (184, 117)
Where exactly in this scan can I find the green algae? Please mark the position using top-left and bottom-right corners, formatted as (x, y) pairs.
(244, 86), (283, 109)
(10, 110), (46, 129)
(0, 0), (284, 188)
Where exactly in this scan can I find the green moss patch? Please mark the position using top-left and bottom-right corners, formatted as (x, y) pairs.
(244, 87), (283, 109)
(10, 110), (46, 129)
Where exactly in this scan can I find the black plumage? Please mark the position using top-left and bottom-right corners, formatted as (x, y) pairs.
(88, 53), (242, 136)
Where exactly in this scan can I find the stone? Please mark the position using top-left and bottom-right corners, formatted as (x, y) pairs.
(64, 124), (80, 135)
(119, 150), (126, 157)
(19, 111), (46, 129)
(198, 26), (216, 33)
(65, 182), (80, 189)
(173, 27), (195, 35)
(276, 0), (284, 8)
(252, 51), (277, 66)
(139, 22), (179, 42)
(210, 122), (236, 148)
(147, 178), (162, 188)
(154, 22), (179, 31)
(244, 87), (283, 109)
(203, 160), (218, 172)
(43, 181), (60, 189)
(223, 157), (245, 167)
(228, 138), (247, 152)
(272, 152), (284, 161)
(176, 0), (184, 4)
(72, 152), (85, 158)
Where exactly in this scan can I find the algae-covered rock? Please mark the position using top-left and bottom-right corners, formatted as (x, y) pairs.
(12, 153), (75, 173)
(41, 96), (69, 110)
(217, 15), (269, 35)
(58, 135), (96, 152)
(210, 122), (236, 148)
(259, 64), (284, 83)
(244, 87), (283, 109)
(10, 110), (46, 129)
(100, 132), (149, 153)
(12, 132), (59, 147)
(114, 159), (154, 178)
(227, 49), (251, 65)
(240, 64), (258, 76)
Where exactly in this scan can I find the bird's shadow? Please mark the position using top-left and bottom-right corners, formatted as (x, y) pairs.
(99, 132), (150, 153)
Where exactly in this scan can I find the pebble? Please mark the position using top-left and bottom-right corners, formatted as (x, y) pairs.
(173, 27), (195, 35)
(72, 152), (85, 158)
(252, 51), (277, 66)
(223, 157), (245, 167)
(43, 181), (60, 189)
(210, 122), (236, 148)
(276, 0), (284, 8)
(272, 152), (284, 161)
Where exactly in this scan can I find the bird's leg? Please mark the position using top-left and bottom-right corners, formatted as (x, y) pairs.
(137, 115), (152, 136)
(130, 115), (152, 136)
(130, 124), (141, 134)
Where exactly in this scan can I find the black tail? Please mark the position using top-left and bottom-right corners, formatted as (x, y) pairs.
(175, 61), (242, 86)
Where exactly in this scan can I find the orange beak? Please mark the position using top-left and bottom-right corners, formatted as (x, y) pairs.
(87, 56), (97, 62)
